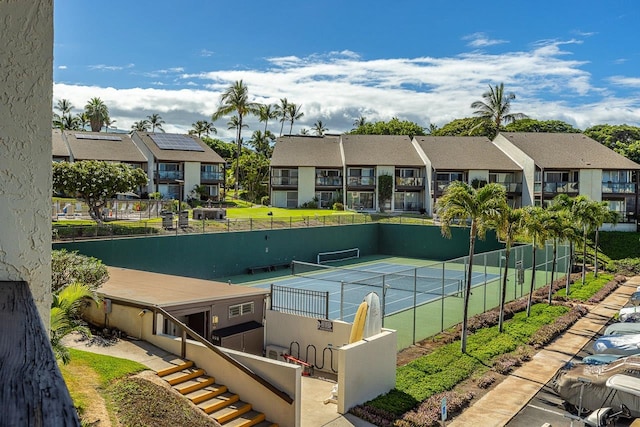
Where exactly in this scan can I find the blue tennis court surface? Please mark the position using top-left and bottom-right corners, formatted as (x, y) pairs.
(253, 261), (498, 322)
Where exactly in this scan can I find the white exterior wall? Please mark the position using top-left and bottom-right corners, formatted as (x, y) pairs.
(297, 166), (316, 206)
(183, 161), (200, 201)
(377, 166), (395, 211)
(492, 135), (533, 206)
(130, 133), (156, 193)
(579, 169), (602, 201)
(0, 1), (53, 327)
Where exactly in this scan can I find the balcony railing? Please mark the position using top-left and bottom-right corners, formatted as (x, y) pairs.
(271, 177), (298, 186)
(436, 180), (453, 191)
(155, 170), (184, 181)
(200, 171), (224, 181)
(542, 181), (579, 193)
(495, 182), (522, 192)
(315, 177), (343, 186)
(395, 202), (424, 212)
(347, 176), (376, 186)
(601, 182), (636, 194)
(396, 177), (424, 187)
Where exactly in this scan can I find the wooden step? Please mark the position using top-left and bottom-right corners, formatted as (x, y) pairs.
(184, 383), (227, 404)
(222, 409), (265, 427)
(164, 368), (206, 386)
(209, 400), (252, 424)
(156, 360), (193, 377)
(251, 422), (278, 427)
(173, 376), (215, 395)
(198, 392), (239, 414)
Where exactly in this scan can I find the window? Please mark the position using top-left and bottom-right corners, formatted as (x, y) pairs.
(229, 302), (254, 319)
(348, 168), (375, 185)
(347, 192), (374, 209)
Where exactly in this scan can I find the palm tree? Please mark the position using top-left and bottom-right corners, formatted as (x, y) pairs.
(288, 103), (304, 134)
(492, 206), (526, 332)
(212, 80), (260, 197)
(544, 209), (579, 303)
(147, 113), (165, 132)
(258, 104), (278, 136)
(131, 119), (150, 132)
(299, 128), (309, 135)
(353, 116), (367, 128)
(248, 130), (274, 158)
(313, 120), (328, 136)
(104, 116), (117, 132)
(593, 203), (618, 277)
(470, 83), (527, 138)
(436, 181), (507, 352)
(76, 112), (90, 130)
(276, 98), (290, 136)
(84, 97), (110, 132)
(55, 98), (74, 116)
(50, 283), (99, 364)
(522, 206), (551, 316)
(190, 120), (217, 137)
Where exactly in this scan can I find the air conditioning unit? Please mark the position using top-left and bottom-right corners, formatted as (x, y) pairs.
(266, 345), (288, 362)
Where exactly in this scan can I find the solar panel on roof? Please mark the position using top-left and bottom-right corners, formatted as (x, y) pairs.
(74, 133), (122, 141)
(150, 133), (205, 152)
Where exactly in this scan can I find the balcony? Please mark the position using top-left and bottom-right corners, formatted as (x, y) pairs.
(315, 177), (343, 187)
(271, 177), (298, 186)
(154, 170), (184, 181)
(347, 176), (376, 186)
(200, 171), (224, 182)
(602, 182), (636, 194)
(541, 181), (579, 193)
(495, 182), (522, 193)
(395, 202), (424, 212)
(396, 177), (424, 187)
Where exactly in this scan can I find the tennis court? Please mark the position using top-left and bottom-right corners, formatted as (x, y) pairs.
(253, 258), (499, 323)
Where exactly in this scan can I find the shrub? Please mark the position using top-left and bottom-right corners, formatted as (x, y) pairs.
(333, 202), (344, 211)
(608, 258), (640, 275)
(261, 195), (270, 206)
(477, 372), (496, 389)
(397, 391), (474, 427)
(587, 277), (623, 304)
(52, 249), (108, 293)
(493, 354), (522, 375)
(529, 305), (588, 348)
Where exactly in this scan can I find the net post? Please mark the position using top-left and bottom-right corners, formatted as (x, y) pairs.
(381, 275), (386, 327)
(413, 267), (417, 345)
(340, 281), (344, 321)
(441, 263), (445, 332)
(325, 291), (330, 320)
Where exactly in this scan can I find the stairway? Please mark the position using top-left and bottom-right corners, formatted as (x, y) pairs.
(157, 360), (278, 427)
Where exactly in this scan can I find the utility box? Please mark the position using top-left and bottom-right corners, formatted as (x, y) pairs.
(179, 210), (189, 228)
(161, 211), (174, 229)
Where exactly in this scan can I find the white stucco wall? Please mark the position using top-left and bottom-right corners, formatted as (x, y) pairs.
(492, 135), (533, 206)
(579, 169), (602, 201)
(0, 1), (53, 327)
(183, 161), (200, 200)
(297, 166), (316, 206)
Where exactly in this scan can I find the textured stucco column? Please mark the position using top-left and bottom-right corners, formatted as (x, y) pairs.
(0, 1), (53, 328)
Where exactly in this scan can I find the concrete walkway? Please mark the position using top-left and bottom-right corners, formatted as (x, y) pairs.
(63, 335), (375, 427)
(449, 276), (639, 427)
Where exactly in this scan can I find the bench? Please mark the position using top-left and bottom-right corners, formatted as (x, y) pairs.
(247, 262), (291, 275)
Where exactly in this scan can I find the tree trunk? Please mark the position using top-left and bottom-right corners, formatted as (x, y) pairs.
(565, 241), (573, 296)
(499, 246), (510, 332)
(582, 227), (587, 285)
(234, 116), (242, 198)
(594, 229), (600, 277)
(527, 239), (537, 317)
(461, 221), (477, 353)
(548, 239), (557, 305)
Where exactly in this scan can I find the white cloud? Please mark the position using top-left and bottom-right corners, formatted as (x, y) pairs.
(88, 63), (135, 71)
(58, 65), (67, 70)
(200, 49), (214, 57)
(463, 32), (508, 48)
(54, 39), (640, 140)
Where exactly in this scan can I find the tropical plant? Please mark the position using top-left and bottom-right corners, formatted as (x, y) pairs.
(549, 195), (585, 294)
(299, 128), (309, 135)
(592, 203), (618, 277)
(313, 120), (328, 136)
(353, 116), (367, 128)
(52, 160), (148, 221)
(55, 98), (74, 116)
(247, 130), (274, 158)
(190, 120), (217, 137)
(104, 117), (117, 132)
(503, 118), (581, 133)
(212, 80), (260, 197)
(147, 113), (165, 132)
(377, 174), (393, 212)
(287, 103), (304, 135)
(521, 206), (551, 316)
(470, 83), (528, 138)
(258, 104), (278, 136)
(52, 249), (109, 293)
(350, 117), (426, 137)
(276, 98), (290, 136)
(131, 119), (150, 132)
(84, 97), (110, 132)
(50, 283), (99, 364)
(76, 112), (90, 130)
(53, 99), (78, 130)
(436, 181), (506, 352)
(492, 206), (526, 332)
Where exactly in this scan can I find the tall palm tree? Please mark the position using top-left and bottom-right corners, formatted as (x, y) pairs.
(544, 210), (579, 303)
(276, 98), (290, 136)
(104, 117), (116, 132)
(288, 103), (304, 135)
(313, 120), (328, 136)
(147, 113), (165, 132)
(50, 283), (99, 364)
(76, 112), (90, 130)
(522, 206), (551, 316)
(436, 181), (507, 352)
(84, 97), (110, 132)
(258, 104), (278, 136)
(55, 98), (74, 116)
(470, 83), (527, 138)
(131, 119), (150, 132)
(248, 130), (274, 158)
(299, 128), (309, 135)
(593, 203), (618, 277)
(212, 80), (260, 197)
(492, 206), (526, 332)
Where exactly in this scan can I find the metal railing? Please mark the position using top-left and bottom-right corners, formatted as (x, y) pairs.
(270, 284), (329, 319)
(601, 182), (636, 193)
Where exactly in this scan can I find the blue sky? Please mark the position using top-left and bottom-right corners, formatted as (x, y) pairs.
(54, 0), (640, 140)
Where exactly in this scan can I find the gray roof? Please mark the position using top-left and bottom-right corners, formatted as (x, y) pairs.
(415, 136), (521, 171)
(100, 267), (269, 307)
(341, 134), (423, 166)
(499, 132), (640, 170)
(63, 131), (147, 163)
(271, 135), (342, 167)
(52, 128), (70, 158)
(133, 131), (225, 163)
